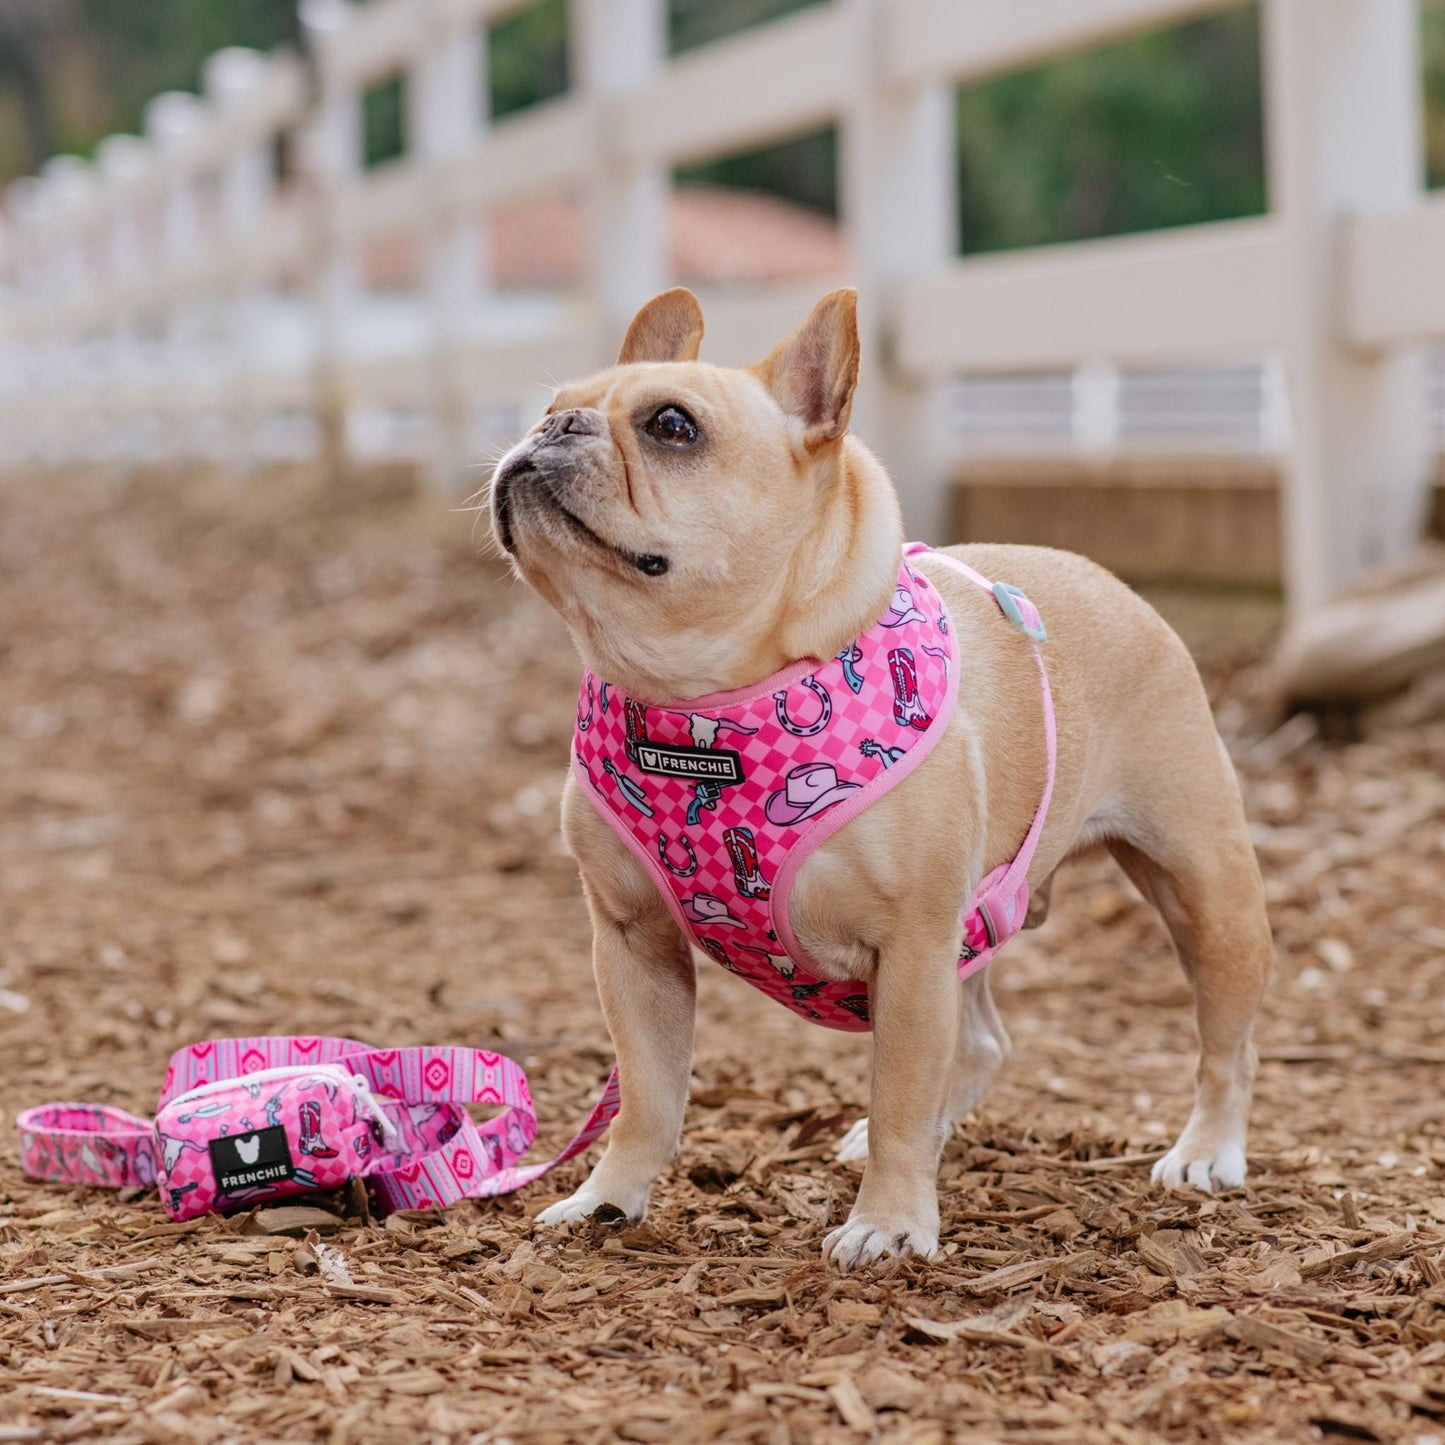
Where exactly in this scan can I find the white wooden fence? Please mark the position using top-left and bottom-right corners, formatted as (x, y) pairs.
(1, 0), (1441, 613)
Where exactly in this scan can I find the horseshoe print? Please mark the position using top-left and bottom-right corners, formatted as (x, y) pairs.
(657, 832), (698, 877)
(577, 676), (595, 732)
(922, 642), (950, 678)
(773, 675), (832, 737)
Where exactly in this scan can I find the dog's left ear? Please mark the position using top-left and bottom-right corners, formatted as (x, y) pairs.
(617, 288), (705, 365)
(750, 288), (860, 451)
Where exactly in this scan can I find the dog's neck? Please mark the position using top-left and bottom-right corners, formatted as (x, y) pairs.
(568, 438), (904, 703)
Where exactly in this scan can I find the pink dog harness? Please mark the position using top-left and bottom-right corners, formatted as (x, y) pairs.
(18, 1035), (620, 1220)
(574, 544), (1057, 1031)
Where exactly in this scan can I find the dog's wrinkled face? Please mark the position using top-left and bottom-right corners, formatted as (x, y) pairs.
(491, 288), (895, 700)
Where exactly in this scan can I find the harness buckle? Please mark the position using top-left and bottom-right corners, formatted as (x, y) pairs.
(991, 582), (1047, 642)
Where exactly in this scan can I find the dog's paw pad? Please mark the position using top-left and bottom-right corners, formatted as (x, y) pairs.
(834, 1117), (869, 1163)
(822, 1216), (937, 1271)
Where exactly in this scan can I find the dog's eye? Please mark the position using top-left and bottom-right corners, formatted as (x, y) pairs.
(644, 405), (699, 448)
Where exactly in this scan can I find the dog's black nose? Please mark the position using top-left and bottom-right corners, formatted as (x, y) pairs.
(539, 408), (603, 443)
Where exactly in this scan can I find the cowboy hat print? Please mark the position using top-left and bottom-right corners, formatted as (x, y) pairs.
(764, 762), (861, 826)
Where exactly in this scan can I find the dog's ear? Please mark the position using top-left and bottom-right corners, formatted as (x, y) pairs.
(617, 288), (705, 365)
(750, 288), (860, 451)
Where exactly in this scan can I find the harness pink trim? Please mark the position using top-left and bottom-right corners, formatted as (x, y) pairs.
(574, 544), (1057, 1031)
(917, 545), (1058, 955)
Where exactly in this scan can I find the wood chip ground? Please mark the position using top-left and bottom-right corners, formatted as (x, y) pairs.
(2, 469), (1444, 1443)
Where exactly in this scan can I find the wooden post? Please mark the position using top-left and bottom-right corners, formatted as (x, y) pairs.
(95, 134), (150, 468)
(571, 0), (668, 358)
(410, 11), (484, 491)
(1263, 0), (1429, 613)
(144, 90), (206, 464)
(33, 159), (98, 466)
(841, 0), (958, 540)
(302, 0), (364, 487)
(207, 49), (277, 475)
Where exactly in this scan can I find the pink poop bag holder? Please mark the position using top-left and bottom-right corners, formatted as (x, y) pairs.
(17, 1036), (620, 1221)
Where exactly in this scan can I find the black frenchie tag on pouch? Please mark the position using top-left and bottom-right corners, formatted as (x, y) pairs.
(208, 1124), (296, 1194)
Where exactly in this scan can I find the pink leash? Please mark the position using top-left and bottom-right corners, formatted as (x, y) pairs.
(18, 1036), (620, 1215)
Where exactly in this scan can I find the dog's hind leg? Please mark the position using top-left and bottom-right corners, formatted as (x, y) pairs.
(1105, 744), (1271, 1191)
(835, 966), (1010, 1163)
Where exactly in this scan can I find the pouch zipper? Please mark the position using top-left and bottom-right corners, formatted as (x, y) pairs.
(169, 1062), (401, 1148)
(169, 1063), (355, 1105)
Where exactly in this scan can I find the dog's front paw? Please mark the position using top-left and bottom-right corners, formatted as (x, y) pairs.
(535, 1186), (644, 1228)
(834, 1117), (869, 1163)
(1151, 1136), (1247, 1193)
(822, 1213), (938, 1271)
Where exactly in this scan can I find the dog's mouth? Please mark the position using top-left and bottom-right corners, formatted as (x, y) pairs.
(492, 451), (668, 578)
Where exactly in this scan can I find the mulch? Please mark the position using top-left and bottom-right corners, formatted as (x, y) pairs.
(1, 466), (1443, 1444)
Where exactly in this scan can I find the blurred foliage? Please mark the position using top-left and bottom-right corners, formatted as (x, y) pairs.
(677, 128), (836, 217)
(362, 73), (406, 169)
(1428, 0), (1445, 187)
(669, 0), (821, 55)
(73, 0), (300, 151)
(489, 0), (568, 121)
(3, 0), (1442, 234)
(0, 0), (299, 178)
(956, 5), (1264, 254)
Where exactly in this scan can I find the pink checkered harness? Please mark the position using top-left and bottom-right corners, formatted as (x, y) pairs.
(574, 545), (1056, 1031)
(18, 1035), (620, 1221)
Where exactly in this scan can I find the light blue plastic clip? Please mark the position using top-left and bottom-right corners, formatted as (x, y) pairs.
(991, 582), (1047, 642)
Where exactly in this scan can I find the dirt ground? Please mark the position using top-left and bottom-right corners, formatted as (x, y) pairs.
(2, 467), (1444, 1445)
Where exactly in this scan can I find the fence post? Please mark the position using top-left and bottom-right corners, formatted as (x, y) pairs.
(3, 180), (51, 467)
(207, 49), (278, 475)
(302, 0), (364, 486)
(33, 157), (98, 465)
(1263, 0), (1429, 613)
(842, 0), (958, 540)
(95, 134), (150, 467)
(410, 8), (484, 491)
(144, 91), (207, 465)
(571, 0), (668, 358)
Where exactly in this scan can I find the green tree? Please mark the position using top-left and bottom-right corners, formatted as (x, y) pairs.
(955, 5), (1265, 254)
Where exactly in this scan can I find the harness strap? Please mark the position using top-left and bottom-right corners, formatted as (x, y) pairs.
(905, 543), (1057, 945)
(18, 1035), (620, 1214)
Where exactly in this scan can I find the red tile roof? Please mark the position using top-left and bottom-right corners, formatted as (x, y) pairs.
(364, 183), (847, 291)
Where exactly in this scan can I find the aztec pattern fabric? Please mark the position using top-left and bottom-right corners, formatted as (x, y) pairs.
(18, 1035), (621, 1220)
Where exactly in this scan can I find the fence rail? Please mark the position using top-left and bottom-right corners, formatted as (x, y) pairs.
(1, 0), (1441, 612)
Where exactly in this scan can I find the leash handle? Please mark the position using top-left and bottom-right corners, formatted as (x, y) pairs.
(19, 1035), (621, 1214)
(16, 1103), (159, 1192)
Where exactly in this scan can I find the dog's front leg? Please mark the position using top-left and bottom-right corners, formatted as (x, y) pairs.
(538, 793), (696, 1227)
(823, 928), (961, 1269)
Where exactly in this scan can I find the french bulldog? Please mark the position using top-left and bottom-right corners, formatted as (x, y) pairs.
(489, 287), (1271, 1269)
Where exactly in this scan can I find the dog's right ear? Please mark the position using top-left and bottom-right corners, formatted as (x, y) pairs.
(617, 288), (705, 365)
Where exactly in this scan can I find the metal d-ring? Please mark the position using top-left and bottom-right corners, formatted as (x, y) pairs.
(772, 674), (832, 737)
(657, 832), (698, 877)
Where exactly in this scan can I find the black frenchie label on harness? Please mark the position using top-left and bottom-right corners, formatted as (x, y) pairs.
(635, 743), (744, 785)
(208, 1125), (296, 1194)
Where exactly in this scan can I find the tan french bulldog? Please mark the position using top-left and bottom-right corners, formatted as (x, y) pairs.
(489, 287), (1271, 1269)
